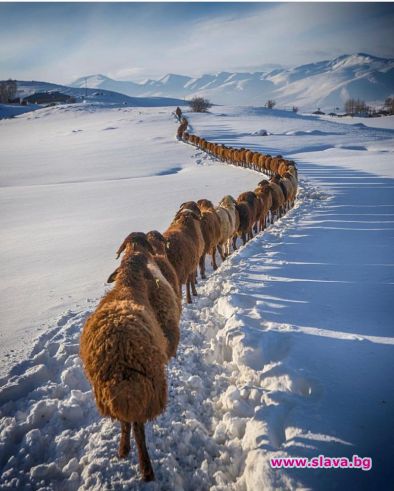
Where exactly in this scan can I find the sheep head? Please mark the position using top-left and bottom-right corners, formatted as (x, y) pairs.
(175, 201), (201, 220)
(219, 195), (237, 208)
(146, 230), (167, 255)
(116, 232), (154, 259)
(197, 199), (215, 211)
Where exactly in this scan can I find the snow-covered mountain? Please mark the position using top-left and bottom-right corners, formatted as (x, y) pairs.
(15, 80), (185, 107)
(71, 53), (394, 110)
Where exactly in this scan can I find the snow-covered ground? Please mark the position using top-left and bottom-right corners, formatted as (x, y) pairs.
(0, 103), (41, 119)
(319, 113), (394, 130)
(0, 105), (393, 490)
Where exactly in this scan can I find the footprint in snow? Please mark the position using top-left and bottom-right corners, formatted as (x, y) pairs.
(102, 126), (117, 131)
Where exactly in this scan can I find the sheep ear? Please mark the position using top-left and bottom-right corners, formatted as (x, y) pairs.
(107, 268), (119, 283)
(115, 241), (127, 259)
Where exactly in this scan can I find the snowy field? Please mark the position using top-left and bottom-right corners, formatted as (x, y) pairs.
(0, 104), (393, 490)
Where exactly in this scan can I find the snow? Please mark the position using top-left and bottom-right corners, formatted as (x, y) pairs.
(0, 103), (40, 119)
(319, 114), (394, 130)
(1, 103), (393, 490)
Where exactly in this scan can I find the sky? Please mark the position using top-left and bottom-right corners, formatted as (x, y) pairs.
(0, 2), (393, 84)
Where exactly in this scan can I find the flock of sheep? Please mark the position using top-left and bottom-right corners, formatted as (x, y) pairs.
(79, 107), (299, 482)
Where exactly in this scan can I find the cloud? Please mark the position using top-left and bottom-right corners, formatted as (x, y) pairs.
(0, 2), (393, 83)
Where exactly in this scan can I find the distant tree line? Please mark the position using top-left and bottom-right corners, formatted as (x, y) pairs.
(0, 79), (17, 103)
(344, 97), (394, 116)
(384, 97), (394, 115)
(344, 98), (369, 115)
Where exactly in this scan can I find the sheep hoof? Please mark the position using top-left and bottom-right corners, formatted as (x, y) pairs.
(142, 469), (155, 482)
(118, 446), (130, 459)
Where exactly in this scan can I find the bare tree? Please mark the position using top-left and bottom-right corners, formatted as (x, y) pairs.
(265, 99), (276, 109)
(189, 97), (212, 113)
(0, 79), (17, 103)
(384, 97), (394, 115)
(292, 106), (299, 113)
(344, 98), (368, 115)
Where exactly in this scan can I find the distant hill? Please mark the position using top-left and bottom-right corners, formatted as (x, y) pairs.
(71, 53), (394, 111)
(15, 80), (186, 107)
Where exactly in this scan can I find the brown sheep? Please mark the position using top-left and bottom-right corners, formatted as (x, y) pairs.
(196, 199), (222, 279)
(270, 157), (280, 175)
(237, 191), (259, 239)
(215, 205), (233, 259)
(287, 161), (298, 180)
(254, 182), (273, 230)
(234, 201), (251, 245)
(284, 170), (298, 200)
(266, 178), (286, 220)
(252, 152), (260, 170)
(280, 174), (297, 210)
(81, 242), (180, 482)
(278, 159), (289, 177)
(163, 207), (204, 304)
(219, 195), (240, 251)
(271, 175), (291, 213)
(146, 230), (182, 299)
(112, 232), (181, 357)
(245, 150), (254, 168)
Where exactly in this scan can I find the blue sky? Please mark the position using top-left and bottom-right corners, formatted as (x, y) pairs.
(1, 2), (393, 83)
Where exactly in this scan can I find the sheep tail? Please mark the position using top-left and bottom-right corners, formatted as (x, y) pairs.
(99, 369), (167, 423)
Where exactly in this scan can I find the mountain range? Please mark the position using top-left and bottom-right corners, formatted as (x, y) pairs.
(71, 53), (394, 111)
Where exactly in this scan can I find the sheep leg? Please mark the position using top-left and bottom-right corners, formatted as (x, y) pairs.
(186, 280), (192, 304)
(119, 421), (131, 458)
(232, 235), (237, 251)
(199, 254), (207, 279)
(190, 272), (198, 296)
(211, 248), (218, 270)
(133, 422), (155, 482)
(225, 239), (231, 257)
(242, 233), (246, 245)
(217, 243), (225, 261)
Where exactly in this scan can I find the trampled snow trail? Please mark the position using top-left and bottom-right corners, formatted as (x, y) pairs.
(0, 177), (307, 490)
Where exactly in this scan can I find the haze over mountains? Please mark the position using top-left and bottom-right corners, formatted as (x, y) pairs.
(71, 53), (394, 111)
